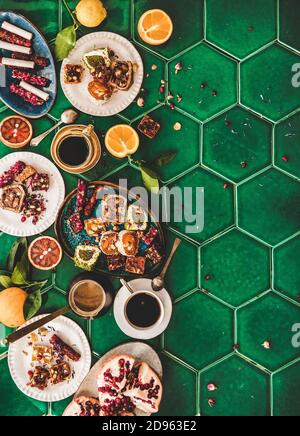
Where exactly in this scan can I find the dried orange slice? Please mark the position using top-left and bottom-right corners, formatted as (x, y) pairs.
(138, 9), (173, 46)
(105, 124), (139, 158)
(28, 236), (62, 270)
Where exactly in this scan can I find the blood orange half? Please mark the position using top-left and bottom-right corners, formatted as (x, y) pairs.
(28, 236), (63, 270)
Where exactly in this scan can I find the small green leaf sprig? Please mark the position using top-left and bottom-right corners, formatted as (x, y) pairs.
(0, 238), (48, 320)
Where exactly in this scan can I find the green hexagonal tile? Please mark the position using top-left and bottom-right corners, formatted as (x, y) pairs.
(164, 230), (199, 300)
(164, 292), (234, 369)
(4, 0), (59, 39)
(201, 229), (270, 307)
(206, 0), (277, 59)
(168, 43), (237, 121)
(203, 106), (272, 182)
(133, 0), (204, 59)
(168, 167), (234, 244)
(279, 0), (300, 51)
(120, 48), (165, 121)
(240, 43), (300, 122)
(0, 358), (47, 416)
(238, 169), (300, 246)
(133, 106), (200, 183)
(158, 355), (197, 416)
(237, 292), (300, 371)
(274, 112), (300, 179)
(200, 355), (270, 416)
(273, 361), (300, 416)
(273, 235), (300, 302)
(91, 308), (160, 356)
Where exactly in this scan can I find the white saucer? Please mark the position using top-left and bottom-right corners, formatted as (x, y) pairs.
(113, 278), (173, 340)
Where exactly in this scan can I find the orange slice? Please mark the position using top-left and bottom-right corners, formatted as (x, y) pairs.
(138, 9), (173, 46)
(105, 124), (140, 158)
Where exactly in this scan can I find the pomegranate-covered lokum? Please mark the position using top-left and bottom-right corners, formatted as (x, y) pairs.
(84, 189), (97, 217)
(145, 244), (162, 265)
(107, 255), (126, 271)
(68, 212), (84, 234)
(143, 227), (158, 246)
(125, 256), (146, 275)
(12, 69), (49, 87)
(10, 83), (45, 106)
(76, 179), (87, 213)
(0, 160), (26, 188)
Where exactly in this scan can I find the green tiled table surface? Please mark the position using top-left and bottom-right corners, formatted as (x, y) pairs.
(0, 0), (300, 417)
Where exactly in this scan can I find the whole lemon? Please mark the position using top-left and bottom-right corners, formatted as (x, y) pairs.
(0, 287), (28, 328)
(75, 0), (107, 28)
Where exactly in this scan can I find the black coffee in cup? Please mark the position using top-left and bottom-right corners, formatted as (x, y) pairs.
(125, 292), (162, 328)
(58, 135), (90, 167)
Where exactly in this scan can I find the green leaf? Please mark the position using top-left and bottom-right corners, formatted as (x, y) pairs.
(11, 263), (28, 285)
(140, 165), (160, 194)
(154, 151), (177, 167)
(23, 290), (42, 321)
(23, 280), (48, 292)
(54, 25), (76, 61)
(7, 238), (28, 273)
(0, 275), (13, 289)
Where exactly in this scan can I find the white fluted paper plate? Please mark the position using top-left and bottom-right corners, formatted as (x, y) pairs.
(8, 315), (91, 403)
(60, 32), (144, 116)
(0, 152), (65, 236)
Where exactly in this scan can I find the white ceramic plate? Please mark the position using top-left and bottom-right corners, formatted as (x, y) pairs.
(0, 152), (65, 236)
(60, 32), (144, 116)
(114, 279), (173, 340)
(8, 315), (91, 403)
(63, 342), (162, 417)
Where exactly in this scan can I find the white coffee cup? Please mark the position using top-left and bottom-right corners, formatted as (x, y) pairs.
(124, 290), (165, 331)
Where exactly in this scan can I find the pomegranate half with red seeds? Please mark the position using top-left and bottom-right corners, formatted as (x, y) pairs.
(28, 236), (62, 270)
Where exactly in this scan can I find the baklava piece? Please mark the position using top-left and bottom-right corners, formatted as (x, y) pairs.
(29, 173), (50, 192)
(137, 115), (161, 139)
(50, 334), (81, 362)
(32, 345), (53, 365)
(145, 244), (162, 265)
(125, 256), (146, 275)
(109, 60), (133, 91)
(107, 255), (126, 271)
(15, 165), (36, 183)
(64, 64), (84, 84)
(28, 366), (50, 390)
(101, 194), (127, 224)
(0, 183), (26, 213)
(50, 362), (72, 385)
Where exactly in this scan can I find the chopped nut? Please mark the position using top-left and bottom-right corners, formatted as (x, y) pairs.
(208, 398), (216, 407)
(262, 340), (271, 349)
(137, 97), (145, 107)
(173, 122), (182, 131)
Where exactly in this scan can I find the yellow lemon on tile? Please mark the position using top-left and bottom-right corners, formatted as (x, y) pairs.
(75, 0), (107, 28)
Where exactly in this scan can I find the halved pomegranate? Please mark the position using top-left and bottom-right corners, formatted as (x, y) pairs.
(28, 236), (63, 270)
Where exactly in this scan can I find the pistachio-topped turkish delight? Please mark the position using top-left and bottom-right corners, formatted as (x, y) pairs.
(74, 245), (100, 271)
